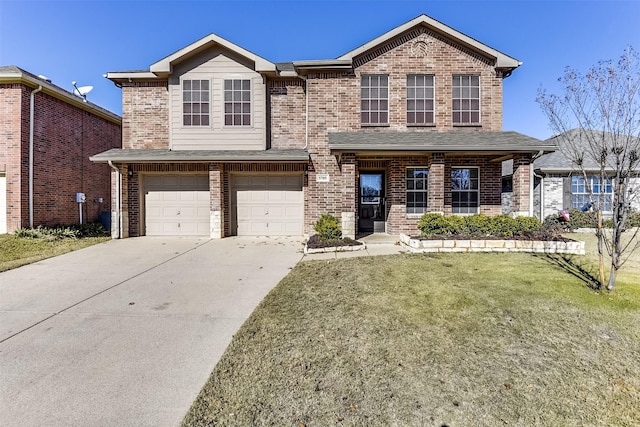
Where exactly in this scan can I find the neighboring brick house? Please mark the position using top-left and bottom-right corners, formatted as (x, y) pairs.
(92, 14), (554, 239)
(0, 66), (121, 233)
(531, 129), (640, 219)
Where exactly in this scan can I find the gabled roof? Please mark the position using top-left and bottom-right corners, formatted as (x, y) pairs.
(535, 129), (640, 173)
(329, 131), (554, 154)
(338, 14), (521, 70)
(0, 65), (121, 124)
(150, 33), (276, 76)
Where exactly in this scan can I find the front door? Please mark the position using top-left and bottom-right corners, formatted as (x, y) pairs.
(358, 172), (385, 233)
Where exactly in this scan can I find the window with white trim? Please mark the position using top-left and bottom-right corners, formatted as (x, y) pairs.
(406, 167), (429, 214)
(224, 79), (251, 126)
(571, 176), (613, 211)
(452, 75), (480, 124)
(407, 75), (435, 125)
(361, 75), (389, 124)
(183, 79), (210, 126)
(451, 167), (479, 214)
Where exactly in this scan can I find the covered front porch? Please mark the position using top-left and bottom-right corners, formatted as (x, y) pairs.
(329, 131), (555, 238)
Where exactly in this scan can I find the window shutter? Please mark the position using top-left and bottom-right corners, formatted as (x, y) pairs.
(562, 177), (572, 209)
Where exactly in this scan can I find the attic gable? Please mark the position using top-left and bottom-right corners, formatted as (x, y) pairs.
(338, 14), (520, 73)
(150, 33), (276, 77)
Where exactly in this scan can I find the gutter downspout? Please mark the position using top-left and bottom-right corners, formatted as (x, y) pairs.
(531, 150), (545, 219)
(108, 161), (121, 239)
(29, 85), (43, 228)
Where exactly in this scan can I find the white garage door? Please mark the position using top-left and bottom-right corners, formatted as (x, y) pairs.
(0, 174), (6, 234)
(234, 174), (303, 236)
(144, 175), (209, 236)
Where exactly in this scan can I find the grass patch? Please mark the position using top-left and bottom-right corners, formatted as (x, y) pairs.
(0, 234), (110, 272)
(183, 249), (640, 425)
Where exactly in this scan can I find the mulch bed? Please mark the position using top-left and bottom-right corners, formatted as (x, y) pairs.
(306, 235), (365, 249)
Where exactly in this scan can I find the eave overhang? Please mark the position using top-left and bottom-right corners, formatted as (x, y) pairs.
(90, 149), (310, 164)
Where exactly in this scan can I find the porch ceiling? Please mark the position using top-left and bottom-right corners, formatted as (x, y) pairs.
(328, 131), (556, 154)
(90, 148), (309, 163)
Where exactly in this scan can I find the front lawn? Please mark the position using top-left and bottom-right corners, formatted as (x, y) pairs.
(0, 234), (110, 272)
(182, 242), (640, 425)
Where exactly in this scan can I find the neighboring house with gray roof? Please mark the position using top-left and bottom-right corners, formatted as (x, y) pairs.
(92, 14), (554, 239)
(0, 66), (121, 233)
(526, 130), (640, 219)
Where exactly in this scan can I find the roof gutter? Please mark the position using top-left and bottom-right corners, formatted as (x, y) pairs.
(29, 85), (43, 228)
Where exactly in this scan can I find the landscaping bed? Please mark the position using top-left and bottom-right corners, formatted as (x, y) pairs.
(304, 235), (365, 254)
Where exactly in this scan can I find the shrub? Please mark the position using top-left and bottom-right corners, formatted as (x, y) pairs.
(627, 210), (640, 227)
(13, 223), (109, 240)
(514, 216), (542, 235)
(489, 215), (517, 237)
(418, 213), (456, 236)
(313, 214), (342, 242)
(463, 214), (492, 236)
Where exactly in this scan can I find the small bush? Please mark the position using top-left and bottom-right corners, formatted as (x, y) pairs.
(463, 214), (492, 236)
(418, 213), (456, 236)
(313, 214), (342, 242)
(627, 210), (640, 228)
(13, 223), (108, 240)
(514, 216), (542, 235)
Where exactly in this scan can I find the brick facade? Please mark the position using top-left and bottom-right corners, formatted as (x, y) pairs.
(104, 16), (538, 238)
(1, 81), (121, 232)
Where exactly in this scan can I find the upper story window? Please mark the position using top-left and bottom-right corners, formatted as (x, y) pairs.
(571, 176), (613, 211)
(451, 167), (480, 214)
(452, 75), (480, 125)
(407, 75), (435, 125)
(224, 79), (251, 126)
(406, 167), (429, 214)
(183, 80), (210, 126)
(361, 75), (388, 125)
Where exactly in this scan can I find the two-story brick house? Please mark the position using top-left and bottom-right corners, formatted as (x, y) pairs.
(92, 14), (555, 239)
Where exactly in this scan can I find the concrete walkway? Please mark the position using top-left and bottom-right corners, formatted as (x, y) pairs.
(0, 237), (304, 427)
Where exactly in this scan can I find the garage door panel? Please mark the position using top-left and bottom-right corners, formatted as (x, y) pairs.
(144, 175), (209, 236)
(234, 174), (303, 236)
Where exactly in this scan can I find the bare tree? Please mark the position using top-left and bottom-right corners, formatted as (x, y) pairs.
(537, 47), (640, 291)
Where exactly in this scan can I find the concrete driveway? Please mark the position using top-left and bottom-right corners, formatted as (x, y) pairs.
(0, 236), (303, 426)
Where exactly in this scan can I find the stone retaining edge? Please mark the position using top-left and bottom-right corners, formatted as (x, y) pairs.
(304, 243), (367, 254)
(399, 234), (585, 255)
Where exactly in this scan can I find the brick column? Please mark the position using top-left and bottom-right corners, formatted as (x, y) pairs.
(341, 153), (356, 239)
(209, 163), (224, 238)
(512, 153), (532, 216)
(428, 153), (445, 213)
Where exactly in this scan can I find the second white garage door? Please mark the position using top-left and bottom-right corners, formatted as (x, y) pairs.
(144, 175), (209, 236)
(234, 174), (303, 236)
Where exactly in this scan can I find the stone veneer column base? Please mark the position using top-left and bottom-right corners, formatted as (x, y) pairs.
(342, 212), (355, 239)
(210, 211), (222, 239)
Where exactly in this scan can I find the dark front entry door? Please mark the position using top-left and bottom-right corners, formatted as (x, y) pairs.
(358, 172), (385, 232)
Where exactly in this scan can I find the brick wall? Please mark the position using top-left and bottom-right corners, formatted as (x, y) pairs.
(1, 84), (121, 231)
(268, 80), (306, 149)
(121, 81), (169, 149)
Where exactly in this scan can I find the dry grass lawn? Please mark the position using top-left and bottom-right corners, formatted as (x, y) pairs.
(182, 233), (640, 426)
(0, 234), (110, 272)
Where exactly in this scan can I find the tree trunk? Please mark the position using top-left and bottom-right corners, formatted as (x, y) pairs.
(597, 210), (605, 289)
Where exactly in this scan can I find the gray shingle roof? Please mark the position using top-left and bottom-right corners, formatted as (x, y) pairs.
(535, 129), (640, 172)
(328, 131), (555, 153)
(90, 149), (309, 163)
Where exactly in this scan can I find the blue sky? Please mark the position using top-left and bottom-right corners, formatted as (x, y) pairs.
(1, 0), (638, 140)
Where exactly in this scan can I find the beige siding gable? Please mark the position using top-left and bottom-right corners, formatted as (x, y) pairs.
(169, 46), (266, 151)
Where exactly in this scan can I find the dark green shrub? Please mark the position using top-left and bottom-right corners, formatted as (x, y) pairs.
(489, 215), (517, 237)
(627, 210), (640, 227)
(313, 213), (342, 242)
(514, 216), (542, 235)
(418, 213), (456, 236)
(567, 208), (598, 229)
(463, 214), (491, 236)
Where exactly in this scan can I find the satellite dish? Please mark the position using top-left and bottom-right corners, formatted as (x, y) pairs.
(73, 86), (93, 97)
(71, 81), (93, 101)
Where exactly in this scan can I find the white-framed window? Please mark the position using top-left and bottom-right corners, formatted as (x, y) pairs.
(407, 75), (435, 125)
(183, 79), (210, 126)
(451, 167), (479, 214)
(361, 74), (389, 124)
(571, 175), (613, 211)
(224, 79), (251, 126)
(406, 167), (429, 214)
(452, 75), (480, 125)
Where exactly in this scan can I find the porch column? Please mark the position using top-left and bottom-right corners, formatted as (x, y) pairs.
(209, 163), (224, 238)
(428, 153), (445, 213)
(341, 153), (356, 239)
(512, 153), (532, 216)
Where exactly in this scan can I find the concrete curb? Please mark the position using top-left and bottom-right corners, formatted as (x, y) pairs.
(304, 242), (367, 254)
